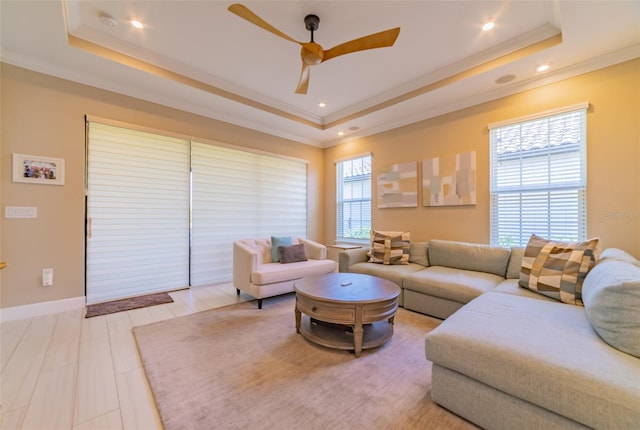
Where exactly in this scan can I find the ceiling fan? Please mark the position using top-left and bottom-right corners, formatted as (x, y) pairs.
(228, 3), (400, 95)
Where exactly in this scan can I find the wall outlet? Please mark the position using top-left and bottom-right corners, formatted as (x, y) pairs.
(42, 268), (53, 286)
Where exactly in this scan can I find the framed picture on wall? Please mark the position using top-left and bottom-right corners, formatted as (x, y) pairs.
(12, 153), (65, 186)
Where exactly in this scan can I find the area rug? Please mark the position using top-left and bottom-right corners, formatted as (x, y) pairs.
(85, 292), (174, 318)
(133, 295), (477, 430)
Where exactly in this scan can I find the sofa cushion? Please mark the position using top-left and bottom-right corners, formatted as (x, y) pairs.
(409, 241), (429, 266)
(368, 230), (410, 265)
(271, 236), (292, 262)
(582, 258), (640, 358)
(506, 247), (525, 279)
(494, 279), (558, 302)
(279, 244), (307, 264)
(428, 239), (510, 277)
(598, 248), (640, 266)
(425, 292), (640, 429)
(519, 234), (599, 305)
(403, 266), (504, 304)
(251, 259), (336, 285)
(348, 262), (424, 287)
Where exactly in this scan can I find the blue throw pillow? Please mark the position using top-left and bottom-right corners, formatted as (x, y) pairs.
(271, 236), (292, 262)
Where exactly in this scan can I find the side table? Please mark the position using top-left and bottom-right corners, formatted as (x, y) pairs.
(326, 244), (362, 263)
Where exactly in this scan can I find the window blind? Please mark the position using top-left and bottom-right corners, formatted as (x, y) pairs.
(489, 108), (587, 247)
(336, 154), (372, 241)
(190, 141), (307, 286)
(86, 122), (190, 304)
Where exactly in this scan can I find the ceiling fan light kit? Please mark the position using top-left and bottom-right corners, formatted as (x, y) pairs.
(228, 3), (400, 95)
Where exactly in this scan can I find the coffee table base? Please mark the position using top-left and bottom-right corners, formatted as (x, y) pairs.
(298, 315), (394, 356)
(294, 273), (400, 358)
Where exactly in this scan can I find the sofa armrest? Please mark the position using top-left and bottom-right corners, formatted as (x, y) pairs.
(233, 241), (260, 289)
(339, 247), (370, 272)
(298, 238), (327, 260)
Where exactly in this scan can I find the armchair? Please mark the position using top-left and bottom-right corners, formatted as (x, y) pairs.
(233, 237), (337, 308)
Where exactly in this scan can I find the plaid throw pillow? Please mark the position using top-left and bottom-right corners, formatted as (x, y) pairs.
(519, 234), (599, 305)
(368, 230), (410, 265)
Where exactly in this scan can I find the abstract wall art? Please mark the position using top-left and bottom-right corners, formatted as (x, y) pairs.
(377, 161), (417, 208)
(422, 151), (476, 206)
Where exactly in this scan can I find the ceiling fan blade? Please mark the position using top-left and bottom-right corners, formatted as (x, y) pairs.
(295, 63), (310, 94)
(228, 3), (302, 45)
(322, 27), (400, 62)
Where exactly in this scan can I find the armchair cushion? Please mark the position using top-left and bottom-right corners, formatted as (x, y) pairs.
(271, 236), (292, 262)
(279, 244), (308, 264)
(251, 259), (336, 285)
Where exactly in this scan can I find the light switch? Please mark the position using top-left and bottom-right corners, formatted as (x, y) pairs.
(5, 206), (37, 218)
(42, 268), (53, 286)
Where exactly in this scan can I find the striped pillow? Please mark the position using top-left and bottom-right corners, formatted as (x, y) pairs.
(519, 234), (599, 305)
(368, 230), (410, 265)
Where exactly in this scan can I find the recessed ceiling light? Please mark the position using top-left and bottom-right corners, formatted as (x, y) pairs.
(495, 74), (516, 84)
(318, 102), (326, 108)
(338, 131), (345, 136)
(131, 20), (144, 29)
(99, 11), (117, 27)
(482, 22), (495, 32)
(536, 64), (550, 72)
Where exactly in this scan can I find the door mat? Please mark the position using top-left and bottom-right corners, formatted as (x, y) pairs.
(85, 292), (174, 318)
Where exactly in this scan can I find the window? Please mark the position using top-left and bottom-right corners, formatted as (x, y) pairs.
(489, 104), (588, 247)
(336, 154), (371, 241)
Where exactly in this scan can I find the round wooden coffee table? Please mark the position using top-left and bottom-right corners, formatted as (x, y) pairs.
(294, 273), (400, 357)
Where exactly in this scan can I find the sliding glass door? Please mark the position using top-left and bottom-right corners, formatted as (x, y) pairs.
(86, 122), (190, 304)
(86, 121), (308, 303)
(190, 141), (307, 285)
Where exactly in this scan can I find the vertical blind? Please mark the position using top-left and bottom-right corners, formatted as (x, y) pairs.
(87, 121), (308, 302)
(86, 122), (190, 304)
(489, 107), (587, 247)
(190, 141), (307, 286)
(336, 154), (372, 240)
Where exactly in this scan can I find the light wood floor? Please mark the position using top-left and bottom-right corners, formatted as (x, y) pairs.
(1, 283), (253, 430)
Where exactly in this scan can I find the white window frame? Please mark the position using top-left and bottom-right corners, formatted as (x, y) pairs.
(336, 154), (372, 243)
(489, 103), (588, 247)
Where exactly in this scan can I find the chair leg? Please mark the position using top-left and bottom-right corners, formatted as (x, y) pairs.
(257, 299), (263, 309)
(236, 288), (240, 296)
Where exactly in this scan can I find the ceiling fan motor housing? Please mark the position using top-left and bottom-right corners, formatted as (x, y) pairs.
(304, 14), (320, 32)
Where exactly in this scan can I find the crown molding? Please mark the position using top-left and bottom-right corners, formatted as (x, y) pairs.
(322, 44), (640, 148)
(323, 24), (561, 125)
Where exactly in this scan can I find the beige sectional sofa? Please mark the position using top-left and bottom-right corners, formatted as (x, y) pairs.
(340, 239), (640, 429)
(339, 239), (547, 318)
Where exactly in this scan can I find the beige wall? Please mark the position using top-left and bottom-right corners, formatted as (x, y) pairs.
(2, 59), (639, 310)
(1, 63), (325, 309)
(324, 59), (640, 256)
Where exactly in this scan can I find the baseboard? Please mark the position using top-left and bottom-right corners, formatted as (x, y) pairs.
(0, 296), (86, 323)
